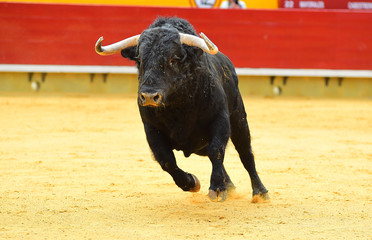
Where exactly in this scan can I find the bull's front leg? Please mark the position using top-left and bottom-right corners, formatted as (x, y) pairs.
(207, 112), (231, 202)
(143, 123), (200, 192)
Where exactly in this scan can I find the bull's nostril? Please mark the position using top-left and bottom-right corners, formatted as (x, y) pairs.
(140, 93), (146, 102)
(153, 94), (160, 103)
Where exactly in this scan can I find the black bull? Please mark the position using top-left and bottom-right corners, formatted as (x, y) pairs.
(96, 17), (268, 202)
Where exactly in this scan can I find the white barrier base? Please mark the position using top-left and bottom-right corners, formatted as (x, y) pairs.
(1, 64), (372, 78)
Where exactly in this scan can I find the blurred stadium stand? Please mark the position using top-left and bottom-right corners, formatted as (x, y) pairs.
(0, 1), (371, 97)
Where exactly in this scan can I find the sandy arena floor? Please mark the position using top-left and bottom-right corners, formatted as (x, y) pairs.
(0, 94), (371, 239)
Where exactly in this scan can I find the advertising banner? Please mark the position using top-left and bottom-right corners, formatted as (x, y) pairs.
(279, 0), (372, 10)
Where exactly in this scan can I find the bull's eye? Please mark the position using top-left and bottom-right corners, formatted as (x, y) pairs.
(169, 56), (180, 67)
(169, 59), (176, 67)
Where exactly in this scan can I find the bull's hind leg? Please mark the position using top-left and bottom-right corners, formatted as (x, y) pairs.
(230, 97), (269, 202)
(222, 165), (236, 192)
(144, 123), (200, 192)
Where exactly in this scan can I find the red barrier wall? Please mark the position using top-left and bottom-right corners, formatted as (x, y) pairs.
(1, 2), (372, 70)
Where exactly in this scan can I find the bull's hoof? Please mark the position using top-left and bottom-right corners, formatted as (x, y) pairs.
(208, 188), (228, 202)
(189, 174), (201, 192)
(251, 192), (270, 203)
(226, 183), (236, 193)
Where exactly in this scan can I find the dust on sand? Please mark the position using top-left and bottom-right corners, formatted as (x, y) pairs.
(0, 94), (371, 239)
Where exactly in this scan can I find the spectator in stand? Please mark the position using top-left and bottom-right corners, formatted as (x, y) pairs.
(220, 0), (247, 9)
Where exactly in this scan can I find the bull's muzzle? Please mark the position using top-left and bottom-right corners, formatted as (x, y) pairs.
(139, 92), (163, 107)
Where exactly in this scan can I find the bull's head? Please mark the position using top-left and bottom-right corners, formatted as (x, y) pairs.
(95, 27), (218, 107)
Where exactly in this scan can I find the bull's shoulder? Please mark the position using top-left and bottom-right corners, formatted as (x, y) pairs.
(206, 52), (238, 87)
(204, 52), (240, 113)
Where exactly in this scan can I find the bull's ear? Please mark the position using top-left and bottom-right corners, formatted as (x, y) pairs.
(121, 47), (137, 61)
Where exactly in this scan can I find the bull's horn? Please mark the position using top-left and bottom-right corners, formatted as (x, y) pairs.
(180, 32), (218, 55)
(95, 35), (140, 56)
